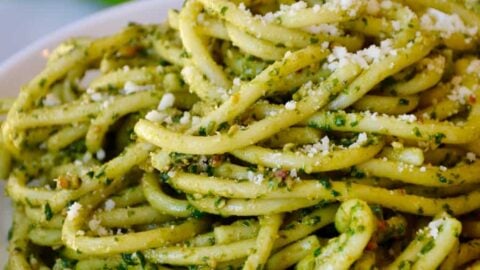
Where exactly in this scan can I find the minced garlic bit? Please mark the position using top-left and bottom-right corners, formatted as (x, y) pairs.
(157, 93), (176, 110)
(67, 202), (82, 221)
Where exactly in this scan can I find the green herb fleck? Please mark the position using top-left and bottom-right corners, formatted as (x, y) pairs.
(44, 203), (53, 221)
(220, 6), (228, 15)
(398, 98), (409, 105)
(420, 240), (435, 254)
(334, 114), (346, 127)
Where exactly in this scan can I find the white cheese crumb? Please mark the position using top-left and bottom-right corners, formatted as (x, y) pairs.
(420, 8), (478, 38)
(398, 114), (417, 123)
(428, 218), (443, 239)
(233, 77), (241, 86)
(42, 93), (61, 107)
(447, 85), (474, 105)
(122, 81), (154, 95)
(285, 100), (297, 110)
(181, 66), (194, 78)
(350, 132), (368, 148)
(157, 93), (175, 110)
(466, 152), (477, 162)
(179, 111), (191, 125)
(67, 202), (82, 221)
(96, 149), (106, 161)
(380, 0), (393, 9)
(366, 0), (380, 15)
(420, 166), (427, 172)
(82, 152), (92, 163)
(247, 171), (264, 185)
(305, 24), (341, 36)
(192, 116), (201, 126)
(90, 92), (103, 102)
(88, 218), (109, 236)
(167, 170), (177, 178)
(302, 136), (331, 157)
(467, 60), (480, 74)
(145, 110), (167, 122)
(104, 199), (115, 211)
(391, 20), (401, 31)
(439, 166), (447, 171)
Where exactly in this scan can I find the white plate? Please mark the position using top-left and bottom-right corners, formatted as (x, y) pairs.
(0, 0), (182, 266)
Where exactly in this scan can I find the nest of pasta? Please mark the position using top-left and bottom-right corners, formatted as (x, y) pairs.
(2, 0), (480, 269)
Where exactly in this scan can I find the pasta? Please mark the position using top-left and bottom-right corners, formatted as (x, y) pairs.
(3, 0), (480, 269)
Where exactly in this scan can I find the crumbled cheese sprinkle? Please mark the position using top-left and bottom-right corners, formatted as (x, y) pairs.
(285, 100), (297, 110)
(247, 171), (265, 185)
(104, 199), (115, 211)
(398, 114), (417, 123)
(42, 93), (61, 107)
(122, 81), (154, 95)
(157, 93), (175, 110)
(350, 132), (368, 148)
(67, 202), (82, 220)
(96, 149), (106, 161)
(145, 110), (167, 122)
(420, 8), (478, 38)
(466, 152), (477, 162)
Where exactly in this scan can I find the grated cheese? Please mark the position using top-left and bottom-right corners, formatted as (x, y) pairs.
(467, 60), (480, 74)
(42, 93), (61, 107)
(104, 199), (115, 211)
(67, 202), (82, 220)
(145, 110), (167, 122)
(157, 93), (175, 110)
(179, 111), (191, 125)
(96, 149), (106, 161)
(350, 132), (368, 148)
(466, 152), (477, 162)
(398, 114), (417, 123)
(122, 81), (154, 95)
(247, 171), (265, 185)
(420, 8), (478, 38)
(285, 100), (297, 110)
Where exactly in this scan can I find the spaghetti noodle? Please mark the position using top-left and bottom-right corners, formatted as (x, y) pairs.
(2, 0), (480, 269)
